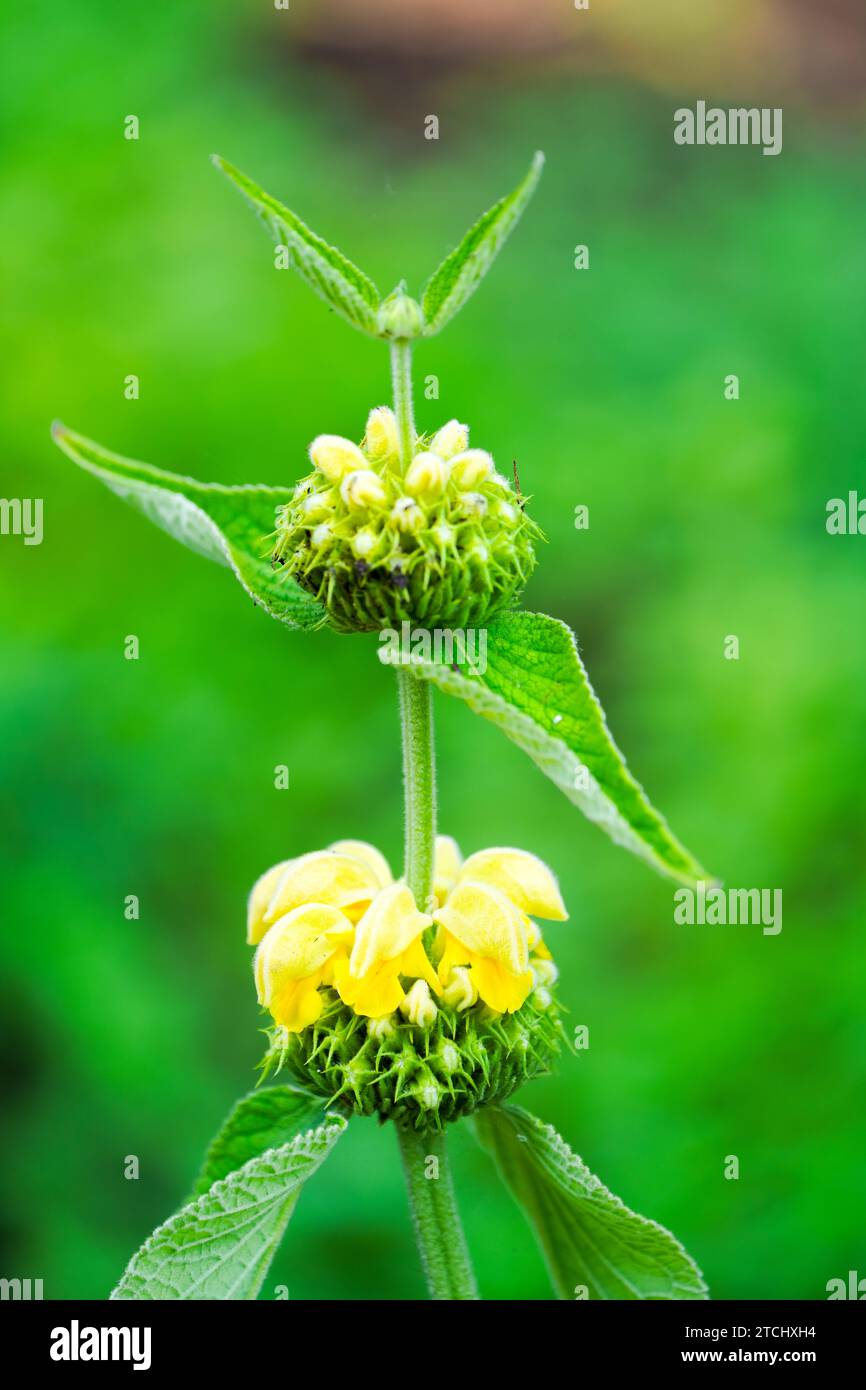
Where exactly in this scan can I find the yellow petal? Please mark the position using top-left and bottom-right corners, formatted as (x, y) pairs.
(470, 955), (533, 1014)
(433, 835), (462, 906)
(265, 851), (380, 926)
(348, 882), (432, 978)
(247, 859), (293, 944)
(400, 938), (442, 996)
(328, 840), (393, 888)
(337, 960), (405, 1018)
(254, 902), (352, 1006)
(458, 848), (568, 920)
(436, 929), (470, 984)
(434, 880), (529, 974)
(270, 976), (326, 1033)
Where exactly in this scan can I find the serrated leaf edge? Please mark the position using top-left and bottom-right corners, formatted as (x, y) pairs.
(213, 155), (380, 335)
(110, 1115), (347, 1301)
(379, 627), (705, 888)
(52, 423), (328, 632)
(483, 1105), (709, 1300)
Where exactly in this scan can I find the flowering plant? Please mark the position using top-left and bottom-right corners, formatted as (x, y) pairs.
(53, 152), (709, 1301)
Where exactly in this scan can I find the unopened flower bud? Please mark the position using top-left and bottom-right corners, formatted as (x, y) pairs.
(311, 522), (333, 547)
(341, 469), (387, 510)
(441, 966), (478, 1012)
(309, 434), (368, 483)
(301, 490), (336, 520)
(406, 451), (449, 500)
(439, 1041), (461, 1074)
(532, 986), (553, 1011)
(350, 526), (380, 559)
(391, 497), (424, 533)
(433, 522), (454, 546)
(430, 419), (469, 460)
(364, 406), (399, 463)
(531, 957), (559, 987)
(460, 492), (488, 517)
(400, 979), (437, 1028)
(367, 1014), (397, 1041)
(497, 499), (518, 524)
(451, 449), (494, 489)
(418, 1079), (440, 1112)
(376, 286), (425, 340)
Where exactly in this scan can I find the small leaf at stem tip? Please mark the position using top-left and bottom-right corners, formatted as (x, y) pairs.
(421, 150), (545, 337)
(212, 153), (381, 336)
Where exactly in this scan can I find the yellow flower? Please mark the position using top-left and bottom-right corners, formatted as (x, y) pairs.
(246, 859), (292, 945)
(337, 882), (438, 1018)
(254, 903), (355, 1033)
(432, 844), (568, 1013)
(433, 835), (462, 906)
(328, 839), (393, 888)
(247, 839), (566, 1034)
(457, 847), (567, 920)
(247, 849), (382, 945)
(435, 880), (534, 1013)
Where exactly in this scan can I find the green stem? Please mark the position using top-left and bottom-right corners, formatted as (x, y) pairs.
(389, 336), (477, 1300)
(397, 668), (436, 911)
(396, 1125), (480, 1300)
(390, 338), (415, 470)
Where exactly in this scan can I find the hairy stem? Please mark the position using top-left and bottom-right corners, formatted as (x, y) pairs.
(397, 668), (436, 911)
(390, 338), (415, 470)
(391, 337), (476, 1300)
(396, 1125), (480, 1300)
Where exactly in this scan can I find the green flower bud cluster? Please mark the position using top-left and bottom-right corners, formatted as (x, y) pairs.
(260, 988), (563, 1129)
(273, 410), (540, 634)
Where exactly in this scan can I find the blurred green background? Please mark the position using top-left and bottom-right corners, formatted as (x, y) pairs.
(2, 0), (865, 1300)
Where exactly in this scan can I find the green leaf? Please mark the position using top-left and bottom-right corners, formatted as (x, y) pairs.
(475, 1105), (708, 1300)
(191, 1085), (327, 1196)
(421, 151), (544, 336)
(213, 155), (380, 336)
(111, 1115), (347, 1300)
(382, 610), (707, 887)
(52, 423), (327, 632)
